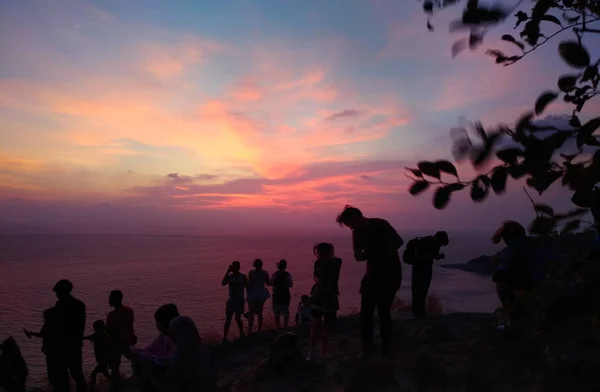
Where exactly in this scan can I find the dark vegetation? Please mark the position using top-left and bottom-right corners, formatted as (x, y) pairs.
(409, 0), (600, 236)
(406, 1), (600, 390)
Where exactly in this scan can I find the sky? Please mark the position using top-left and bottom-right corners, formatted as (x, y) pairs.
(1, 0), (599, 235)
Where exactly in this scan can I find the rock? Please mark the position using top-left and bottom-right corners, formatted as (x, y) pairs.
(253, 332), (304, 380)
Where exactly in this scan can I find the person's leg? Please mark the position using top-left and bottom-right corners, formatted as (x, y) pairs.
(67, 347), (87, 392)
(412, 266), (426, 318)
(321, 312), (336, 357)
(423, 263), (433, 313)
(50, 355), (69, 392)
(257, 300), (265, 332)
(307, 310), (322, 359)
(283, 307), (290, 329)
(360, 289), (377, 354)
(377, 282), (400, 355)
(223, 316), (232, 342)
(90, 365), (101, 392)
(110, 356), (122, 392)
(235, 307), (245, 338)
(247, 303), (255, 334)
(274, 308), (281, 329)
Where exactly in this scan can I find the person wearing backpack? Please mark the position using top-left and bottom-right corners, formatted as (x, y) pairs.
(403, 231), (449, 318)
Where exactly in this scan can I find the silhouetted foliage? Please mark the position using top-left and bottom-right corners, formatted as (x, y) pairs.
(408, 0), (600, 235)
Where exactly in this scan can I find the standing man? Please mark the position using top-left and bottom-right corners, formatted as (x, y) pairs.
(106, 290), (137, 391)
(404, 231), (449, 318)
(53, 279), (87, 392)
(222, 261), (248, 342)
(336, 205), (404, 356)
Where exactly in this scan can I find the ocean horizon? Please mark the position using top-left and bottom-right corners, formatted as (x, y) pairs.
(0, 232), (502, 384)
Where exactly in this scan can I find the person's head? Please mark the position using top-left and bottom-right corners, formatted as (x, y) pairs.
(313, 242), (335, 259)
(0, 337), (22, 357)
(301, 295), (310, 306)
(492, 221), (526, 245)
(277, 259), (287, 271)
(108, 290), (123, 307)
(154, 303), (180, 334)
(230, 261), (241, 273)
(253, 259), (263, 269)
(434, 231), (449, 247)
(93, 320), (105, 333)
(335, 205), (365, 229)
(52, 279), (73, 300)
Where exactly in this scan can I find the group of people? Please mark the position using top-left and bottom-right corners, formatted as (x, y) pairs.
(2, 280), (213, 392)
(2, 203), (574, 391)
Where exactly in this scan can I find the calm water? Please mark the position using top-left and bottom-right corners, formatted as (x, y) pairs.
(0, 232), (501, 384)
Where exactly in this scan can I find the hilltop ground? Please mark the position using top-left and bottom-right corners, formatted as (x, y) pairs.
(37, 297), (597, 392)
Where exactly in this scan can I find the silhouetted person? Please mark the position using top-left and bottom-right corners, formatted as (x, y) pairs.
(296, 295), (312, 325)
(336, 205), (404, 356)
(0, 337), (28, 392)
(404, 231), (449, 318)
(84, 320), (110, 392)
(129, 304), (180, 392)
(245, 259), (271, 334)
(53, 279), (87, 392)
(307, 243), (342, 360)
(106, 290), (137, 391)
(222, 261), (247, 342)
(491, 221), (542, 328)
(270, 259), (293, 329)
(24, 307), (64, 391)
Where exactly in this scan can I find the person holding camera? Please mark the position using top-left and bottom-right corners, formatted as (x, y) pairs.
(221, 261), (248, 342)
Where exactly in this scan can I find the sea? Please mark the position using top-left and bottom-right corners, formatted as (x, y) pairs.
(0, 232), (502, 384)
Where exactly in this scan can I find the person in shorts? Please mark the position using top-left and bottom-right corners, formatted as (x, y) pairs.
(270, 259), (293, 329)
(307, 243), (342, 360)
(222, 261), (247, 342)
(245, 259), (271, 334)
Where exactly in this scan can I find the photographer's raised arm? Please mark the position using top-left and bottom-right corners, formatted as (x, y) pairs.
(352, 230), (367, 262)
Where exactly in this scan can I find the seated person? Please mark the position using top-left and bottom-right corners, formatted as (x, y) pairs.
(295, 295), (312, 325)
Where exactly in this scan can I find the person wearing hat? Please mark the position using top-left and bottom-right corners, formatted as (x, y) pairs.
(270, 259), (294, 330)
(221, 261), (248, 342)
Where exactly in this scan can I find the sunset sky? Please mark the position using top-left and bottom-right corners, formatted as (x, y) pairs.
(1, 0), (599, 234)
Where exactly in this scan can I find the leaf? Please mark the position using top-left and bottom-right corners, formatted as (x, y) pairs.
(582, 117), (600, 134)
(541, 15), (562, 26)
(534, 91), (558, 115)
(529, 216), (556, 236)
(532, 170), (562, 195)
(509, 164), (528, 179)
(405, 168), (423, 177)
(557, 75), (578, 92)
(501, 34), (525, 50)
(516, 111), (534, 133)
(496, 148), (523, 164)
(435, 160), (458, 177)
(560, 219), (580, 234)
(433, 187), (451, 210)
(417, 161), (441, 179)
(409, 181), (430, 196)
(568, 115), (581, 128)
(445, 183), (465, 192)
(452, 39), (468, 58)
(490, 166), (508, 194)
(562, 208), (588, 219)
(534, 203), (554, 216)
(571, 190), (596, 208)
(558, 41), (591, 69)
(470, 180), (488, 202)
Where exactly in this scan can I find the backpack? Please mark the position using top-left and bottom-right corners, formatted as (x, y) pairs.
(402, 237), (422, 265)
